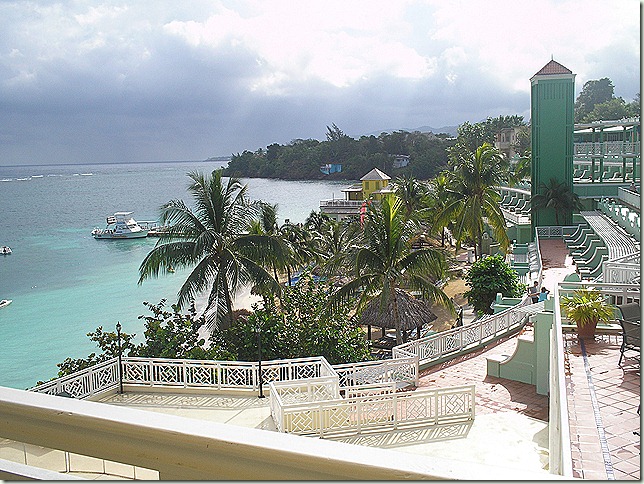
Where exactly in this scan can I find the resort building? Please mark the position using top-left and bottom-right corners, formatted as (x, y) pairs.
(1, 60), (640, 480)
(320, 167), (394, 220)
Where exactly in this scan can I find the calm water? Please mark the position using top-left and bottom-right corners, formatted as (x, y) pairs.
(0, 161), (345, 389)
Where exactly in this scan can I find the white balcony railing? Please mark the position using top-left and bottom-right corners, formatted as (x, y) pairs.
(269, 379), (476, 436)
(574, 141), (641, 158)
(392, 298), (530, 367)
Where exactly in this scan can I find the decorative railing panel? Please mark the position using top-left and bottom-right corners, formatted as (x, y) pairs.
(30, 358), (119, 399)
(392, 299), (529, 367)
(271, 384), (475, 436)
(31, 356), (337, 398)
(574, 141), (640, 158)
(332, 356), (418, 388)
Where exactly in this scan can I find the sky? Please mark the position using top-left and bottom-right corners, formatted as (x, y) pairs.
(0, 0), (640, 165)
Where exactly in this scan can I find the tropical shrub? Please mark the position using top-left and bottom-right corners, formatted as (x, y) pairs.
(464, 254), (525, 314)
(216, 274), (371, 365)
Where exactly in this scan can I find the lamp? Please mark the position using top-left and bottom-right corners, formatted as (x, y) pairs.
(255, 321), (265, 398)
(116, 321), (123, 394)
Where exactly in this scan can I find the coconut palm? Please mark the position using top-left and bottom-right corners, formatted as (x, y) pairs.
(138, 169), (284, 330)
(438, 143), (510, 260)
(393, 175), (429, 218)
(425, 172), (454, 247)
(531, 178), (583, 225)
(331, 194), (453, 345)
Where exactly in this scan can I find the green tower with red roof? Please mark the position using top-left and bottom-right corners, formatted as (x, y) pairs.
(530, 60), (576, 233)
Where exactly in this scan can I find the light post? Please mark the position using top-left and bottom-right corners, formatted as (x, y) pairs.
(116, 321), (123, 394)
(255, 321), (265, 398)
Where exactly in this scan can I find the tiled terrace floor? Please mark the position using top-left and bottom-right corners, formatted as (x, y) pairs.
(417, 330), (549, 421)
(565, 333), (640, 480)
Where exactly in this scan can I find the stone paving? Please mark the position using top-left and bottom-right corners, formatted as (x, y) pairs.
(417, 328), (549, 422)
(565, 333), (640, 480)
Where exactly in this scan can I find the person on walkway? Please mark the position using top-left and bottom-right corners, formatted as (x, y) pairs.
(528, 281), (539, 303)
(538, 287), (549, 302)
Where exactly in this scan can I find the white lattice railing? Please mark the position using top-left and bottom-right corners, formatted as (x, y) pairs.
(574, 141), (641, 158)
(31, 356), (336, 399)
(391, 299), (530, 367)
(332, 355), (418, 388)
(30, 358), (120, 399)
(270, 383), (475, 436)
(535, 225), (579, 239)
(602, 253), (641, 284)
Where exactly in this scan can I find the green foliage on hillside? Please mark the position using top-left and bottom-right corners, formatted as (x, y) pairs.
(224, 127), (456, 180)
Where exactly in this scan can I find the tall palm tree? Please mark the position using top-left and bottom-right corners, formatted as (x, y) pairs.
(438, 143), (510, 260)
(531, 178), (583, 225)
(138, 169), (284, 330)
(425, 172), (454, 247)
(331, 194), (453, 345)
(313, 218), (361, 279)
(393, 175), (428, 218)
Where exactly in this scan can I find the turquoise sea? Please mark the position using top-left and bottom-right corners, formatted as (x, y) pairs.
(0, 161), (345, 389)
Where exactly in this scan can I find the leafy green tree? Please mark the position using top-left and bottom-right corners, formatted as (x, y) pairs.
(438, 143), (510, 259)
(512, 151), (532, 184)
(45, 300), (232, 384)
(132, 300), (230, 359)
(138, 169), (284, 330)
(531, 178), (583, 225)
(464, 254), (525, 314)
(582, 97), (630, 123)
(51, 326), (137, 381)
(216, 274), (371, 364)
(331, 194), (453, 344)
(575, 78), (615, 122)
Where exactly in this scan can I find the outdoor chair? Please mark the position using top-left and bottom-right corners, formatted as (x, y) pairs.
(617, 302), (641, 323)
(618, 319), (641, 366)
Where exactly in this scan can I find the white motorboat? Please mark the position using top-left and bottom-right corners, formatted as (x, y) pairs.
(1, 246), (11, 255)
(0, 299), (12, 309)
(92, 212), (149, 239)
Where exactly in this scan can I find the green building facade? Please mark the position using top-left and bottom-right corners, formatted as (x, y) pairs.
(530, 60), (576, 233)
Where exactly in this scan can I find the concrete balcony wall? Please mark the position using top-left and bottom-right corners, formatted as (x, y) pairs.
(0, 386), (556, 480)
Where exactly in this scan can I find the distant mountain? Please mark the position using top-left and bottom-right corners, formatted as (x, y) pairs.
(362, 125), (459, 138)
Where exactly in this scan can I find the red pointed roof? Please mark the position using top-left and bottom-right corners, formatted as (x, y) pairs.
(532, 60), (572, 77)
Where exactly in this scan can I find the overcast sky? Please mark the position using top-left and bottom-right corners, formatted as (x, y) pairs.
(0, 0), (639, 165)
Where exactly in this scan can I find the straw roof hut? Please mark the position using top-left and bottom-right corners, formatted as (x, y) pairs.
(358, 289), (437, 344)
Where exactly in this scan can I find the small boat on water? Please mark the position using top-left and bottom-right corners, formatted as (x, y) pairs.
(1, 246), (11, 255)
(92, 212), (149, 239)
(0, 299), (12, 309)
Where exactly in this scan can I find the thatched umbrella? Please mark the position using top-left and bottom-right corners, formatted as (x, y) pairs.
(357, 289), (437, 344)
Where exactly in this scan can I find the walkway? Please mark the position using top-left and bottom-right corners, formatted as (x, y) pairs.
(580, 211), (639, 260)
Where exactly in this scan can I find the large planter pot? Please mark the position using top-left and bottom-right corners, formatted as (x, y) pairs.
(575, 319), (598, 340)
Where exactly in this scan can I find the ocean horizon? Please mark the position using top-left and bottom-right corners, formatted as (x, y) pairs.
(0, 160), (345, 389)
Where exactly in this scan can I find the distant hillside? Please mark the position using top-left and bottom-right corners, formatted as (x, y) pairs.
(223, 129), (455, 181)
(363, 125), (459, 138)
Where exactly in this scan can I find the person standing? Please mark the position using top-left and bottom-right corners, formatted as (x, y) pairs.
(538, 287), (550, 302)
(528, 281), (539, 303)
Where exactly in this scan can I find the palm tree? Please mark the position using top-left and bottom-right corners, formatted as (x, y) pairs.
(331, 194), (453, 345)
(313, 218), (361, 279)
(425, 172), (453, 247)
(438, 143), (510, 260)
(531, 178), (583, 225)
(138, 169), (284, 330)
(393, 175), (428, 218)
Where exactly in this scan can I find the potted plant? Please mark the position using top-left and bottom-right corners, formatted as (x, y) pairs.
(560, 288), (615, 340)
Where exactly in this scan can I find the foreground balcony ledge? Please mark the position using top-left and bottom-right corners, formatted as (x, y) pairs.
(0, 386), (564, 480)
